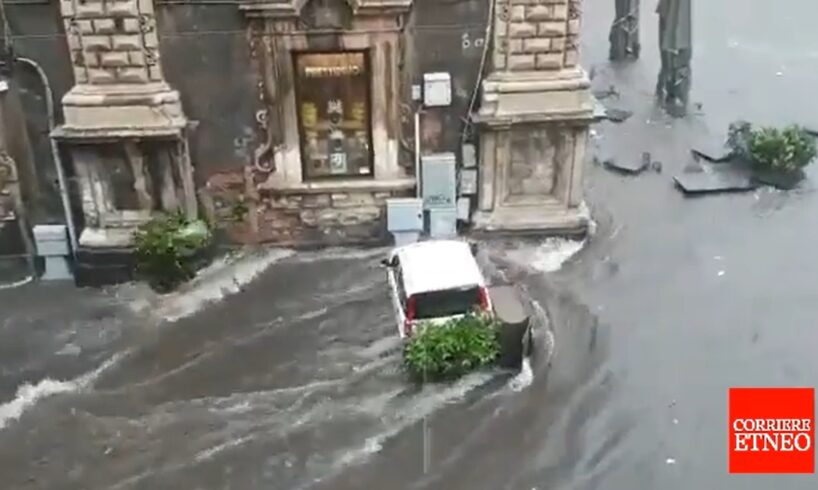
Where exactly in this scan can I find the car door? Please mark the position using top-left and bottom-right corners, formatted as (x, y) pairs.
(385, 255), (406, 337)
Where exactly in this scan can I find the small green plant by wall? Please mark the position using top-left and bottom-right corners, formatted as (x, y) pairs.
(403, 313), (500, 382)
(133, 212), (212, 293)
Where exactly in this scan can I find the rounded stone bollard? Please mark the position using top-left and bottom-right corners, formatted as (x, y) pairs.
(490, 285), (531, 369)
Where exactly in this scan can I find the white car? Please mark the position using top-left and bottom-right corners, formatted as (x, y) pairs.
(382, 240), (493, 338)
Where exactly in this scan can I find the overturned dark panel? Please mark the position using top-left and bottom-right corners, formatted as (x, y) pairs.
(491, 285), (531, 369)
(603, 155), (649, 174)
(691, 136), (732, 162)
(674, 170), (756, 194)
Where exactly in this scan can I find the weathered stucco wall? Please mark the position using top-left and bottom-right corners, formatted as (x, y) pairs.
(5, 0), (75, 223)
(407, 0), (489, 152)
(153, 3), (259, 182)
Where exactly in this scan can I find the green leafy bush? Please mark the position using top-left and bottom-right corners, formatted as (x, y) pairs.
(133, 212), (212, 293)
(403, 313), (500, 382)
(728, 122), (816, 173)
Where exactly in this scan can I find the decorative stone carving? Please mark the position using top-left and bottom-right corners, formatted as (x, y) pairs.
(0, 151), (17, 222)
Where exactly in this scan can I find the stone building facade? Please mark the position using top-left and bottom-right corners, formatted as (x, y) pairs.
(3, 0), (591, 263)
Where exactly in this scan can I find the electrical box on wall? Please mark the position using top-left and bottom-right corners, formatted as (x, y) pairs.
(427, 207), (458, 238)
(421, 153), (457, 209)
(386, 198), (424, 246)
(461, 143), (476, 168)
(423, 72), (451, 107)
(459, 168), (477, 195)
(411, 84), (422, 101)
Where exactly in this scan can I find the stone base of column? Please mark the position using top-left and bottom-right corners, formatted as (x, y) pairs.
(73, 245), (136, 288)
(471, 200), (589, 237)
(473, 67), (593, 236)
(79, 227), (138, 248)
(52, 82), (195, 253)
(478, 67), (593, 121)
(59, 83), (186, 133)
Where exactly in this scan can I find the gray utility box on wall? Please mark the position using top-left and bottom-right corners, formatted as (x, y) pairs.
(421, 153), (457, 238)
(33, 224), (72, 281)
(386, 198), (423, 246)
(427, 207), (458, 239)
(421, 152), (457, 210)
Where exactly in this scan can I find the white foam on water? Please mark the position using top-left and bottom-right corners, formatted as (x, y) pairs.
(289, 247), (388, 263)
(194, 435), (254, 463)
(325, 371), (496, 475)
(0, 276), (33, 290)
(504, 238), (586, 273)
(528, 238), (585, 273)
(504, 299), (555, 393)
(124, 248), (294, 322)
(0, 379), (76, 429)
(509, 357), (534, 392)
(0, 352), (124, 430)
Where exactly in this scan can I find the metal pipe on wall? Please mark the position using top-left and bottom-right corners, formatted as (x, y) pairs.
(16, 57), (78, 256)
(414, 110), (421, 198)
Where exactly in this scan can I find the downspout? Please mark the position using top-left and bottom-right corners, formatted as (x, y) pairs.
(414, 110), (421, 198)
(460, 0), (495, 146)
(16, 57), (78, 256)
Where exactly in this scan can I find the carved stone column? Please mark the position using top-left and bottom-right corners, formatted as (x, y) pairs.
(472, 0), (592, 235)
(53, 0), (195, 250)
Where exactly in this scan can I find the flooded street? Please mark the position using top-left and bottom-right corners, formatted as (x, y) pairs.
(3, 0), (818, 488)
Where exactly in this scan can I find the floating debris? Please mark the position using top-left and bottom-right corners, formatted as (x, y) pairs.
(605, 107), (634, 123)
(592, 85), (620, 100)
(604, 152), (650, 175)
(674, 163), (756, 194)
(691, 146), (732, 163)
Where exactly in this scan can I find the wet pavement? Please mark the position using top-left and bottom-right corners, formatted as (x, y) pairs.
(4, 1), (818, 488)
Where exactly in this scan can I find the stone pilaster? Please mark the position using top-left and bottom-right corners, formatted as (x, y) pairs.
(54, 0), (195, 254)
(58, 0), (185, 131)
(473, 0), (591, 235)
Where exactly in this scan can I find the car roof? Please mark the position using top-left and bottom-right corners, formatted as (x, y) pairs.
(394, 240), (485, 296)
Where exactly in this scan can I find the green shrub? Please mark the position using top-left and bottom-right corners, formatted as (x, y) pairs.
(403, 313), (500, 382)
(728, 122), (816, 173)
(133, 212), (212, 293)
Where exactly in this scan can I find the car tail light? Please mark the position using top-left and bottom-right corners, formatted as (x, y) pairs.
(477, 286), (490, 311)
(404, 295), (416, 336)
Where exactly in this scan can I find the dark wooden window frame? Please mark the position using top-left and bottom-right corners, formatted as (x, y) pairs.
(292, 49), (375, 182)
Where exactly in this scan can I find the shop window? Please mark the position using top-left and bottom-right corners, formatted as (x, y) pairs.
(294, 51), (373, 180)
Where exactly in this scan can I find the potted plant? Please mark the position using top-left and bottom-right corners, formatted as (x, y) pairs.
(403, 312), (500, 383)
(133, 212), (213, 293)
(728, 122), (816, 189)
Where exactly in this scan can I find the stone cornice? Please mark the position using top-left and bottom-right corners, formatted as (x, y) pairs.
(239, 0), (412, 18)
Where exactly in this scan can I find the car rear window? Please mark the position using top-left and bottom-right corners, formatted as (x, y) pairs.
(413, 286), (480, 319)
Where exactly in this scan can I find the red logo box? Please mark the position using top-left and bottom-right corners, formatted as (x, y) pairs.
(728, 387), (814, 474)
